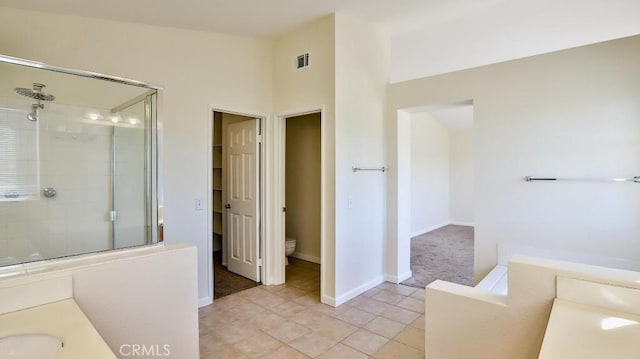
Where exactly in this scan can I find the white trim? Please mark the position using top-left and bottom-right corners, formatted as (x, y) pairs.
(277, 106), (324, 119)
(449, 221), (475, 227)
(260, 115), (274, 284)
(205, 108), (214, 307)
(290, 252), (321, 264)
(410, 222), (448, 238)
(333, 275), (385, 307)
(321, 294), (336, 307)
(385, 270), (412, 283)
(276, 106), (327, 300)
(198, 296), (212, 308)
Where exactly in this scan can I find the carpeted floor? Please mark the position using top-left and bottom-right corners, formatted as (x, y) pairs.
(401, 225), (474, 288)
(213, 251), (260, 299)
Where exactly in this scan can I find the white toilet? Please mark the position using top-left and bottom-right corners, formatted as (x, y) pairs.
(285, 237), (297, 265)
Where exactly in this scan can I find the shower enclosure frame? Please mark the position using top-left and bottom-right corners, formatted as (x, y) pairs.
(0, 55), (163, 90)
(110, 91), (157, 249)
(0, 53), (164, 258)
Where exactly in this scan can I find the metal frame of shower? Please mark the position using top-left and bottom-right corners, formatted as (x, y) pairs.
(111, 92), (157, 248)
(0, 54), (163, 90)
(0, 53), (164, 249)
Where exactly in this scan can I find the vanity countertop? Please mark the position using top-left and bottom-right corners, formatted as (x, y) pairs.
(539, 298), (640, 359)
(0, 298), (116, 359)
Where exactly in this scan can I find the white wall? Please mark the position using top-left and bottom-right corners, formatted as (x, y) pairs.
(450, 130), (474, 225)
(386, 110), (412, 281)
(388, 35), (640, 283)
(334, 13), (390, 304)
(285, 113), (321, 263)
(0, 244), (199, 359)
(391, 0), (640, 82)
(272, 14), (336, 300)
(0, 7), (273, 303)
(409, 113), (474, 234)
(410, 113), (450, 235)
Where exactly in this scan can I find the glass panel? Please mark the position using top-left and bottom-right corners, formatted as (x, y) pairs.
(113, 99), (147, 248)
(0, 58), (159, 266)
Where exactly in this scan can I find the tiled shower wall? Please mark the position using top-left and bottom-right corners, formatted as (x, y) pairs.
(0, 97), (113, 263)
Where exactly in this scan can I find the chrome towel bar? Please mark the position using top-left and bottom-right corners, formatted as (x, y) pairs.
(525, 176), (640, 183)
(352, 166), (387, 173)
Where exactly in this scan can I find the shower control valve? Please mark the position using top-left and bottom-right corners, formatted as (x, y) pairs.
(43, 187), (57, 198)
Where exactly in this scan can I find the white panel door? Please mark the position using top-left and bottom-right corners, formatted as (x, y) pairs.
(226, 119), (260, 282)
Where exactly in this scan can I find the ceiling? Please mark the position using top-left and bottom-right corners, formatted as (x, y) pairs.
(407, 103), (474, 132)
(0, 0), (507, 38)
(428, 105), (473, 132)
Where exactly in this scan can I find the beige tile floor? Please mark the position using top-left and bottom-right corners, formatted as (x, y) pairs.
(199, 259), (425, 358)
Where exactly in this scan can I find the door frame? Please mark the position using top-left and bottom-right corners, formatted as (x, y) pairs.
(389, 102), (475, 286)
(207, 105), (268, 303)
(276, 106), (326, 300)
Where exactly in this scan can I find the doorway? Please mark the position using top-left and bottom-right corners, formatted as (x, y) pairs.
(283, 112), (322, 293)
(401, 103), (475, 288)
(211, 110), (263, 299)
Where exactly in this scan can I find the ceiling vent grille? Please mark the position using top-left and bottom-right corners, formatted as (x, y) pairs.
(296, 53), (310, 69)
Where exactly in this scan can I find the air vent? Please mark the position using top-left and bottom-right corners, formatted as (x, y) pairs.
(296, 53), (310, 69)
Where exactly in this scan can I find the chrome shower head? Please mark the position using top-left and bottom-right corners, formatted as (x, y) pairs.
(14, 83), (56, 101)
(14, 83), (55, 122)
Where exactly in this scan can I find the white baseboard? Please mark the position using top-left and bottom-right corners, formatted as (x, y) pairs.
(385, 270), (412, 283)
(332, 275), (385, 307)
(410, 222), (448, 238)
(198, 296), (212, 308)
(291, 252), (321, 264)
(449, 221), (475, 227)
(411, 222), (475, 237)
(321, 294), (336, 307)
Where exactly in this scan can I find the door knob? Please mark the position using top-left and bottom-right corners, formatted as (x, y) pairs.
(225, 204), (231, 209)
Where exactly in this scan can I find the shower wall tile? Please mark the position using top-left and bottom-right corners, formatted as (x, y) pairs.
(0, 107), (39, 200)
(46, 235), (68, 258)
(1, 98), (115, 263)
(46, 204), (67, 222)
(0, 96), (147, 265)
(7, 221), (28, 238)
(7, 236), (29, 259)
(0, 239), (7, 259)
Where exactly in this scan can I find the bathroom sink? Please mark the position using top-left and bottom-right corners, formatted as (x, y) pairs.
(0, 334), (63, 359)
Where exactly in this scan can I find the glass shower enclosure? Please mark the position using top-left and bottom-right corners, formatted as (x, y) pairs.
(0, 55), (161, 266)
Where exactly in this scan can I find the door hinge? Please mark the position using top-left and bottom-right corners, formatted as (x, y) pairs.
(110, 210), (117, 222)
(257, 258), (263, 267)
(257, 134), (262, 143)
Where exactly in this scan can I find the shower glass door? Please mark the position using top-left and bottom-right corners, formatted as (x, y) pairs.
(111, 95), (151, 248)
(0, 56), (160, 267)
